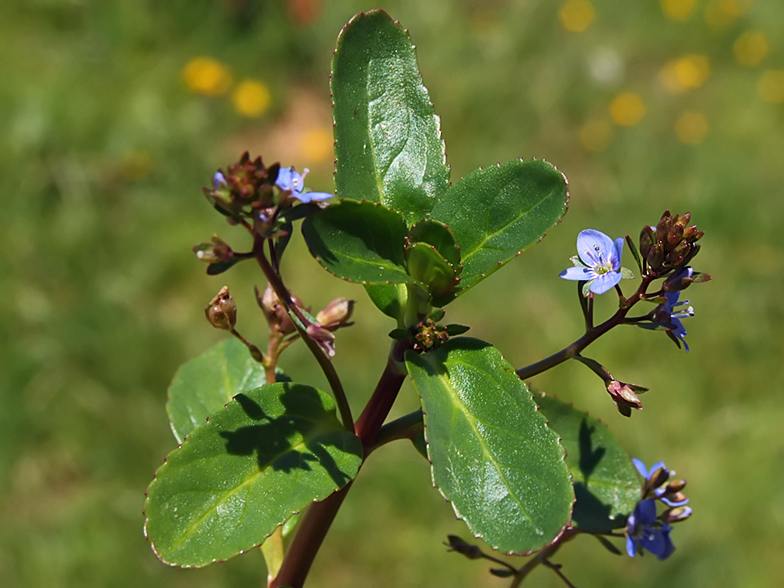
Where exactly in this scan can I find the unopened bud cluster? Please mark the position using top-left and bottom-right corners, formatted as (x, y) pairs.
(413, 318), (449, 351)
(640, 211), (704, 276)
(205, 152), (280, 221)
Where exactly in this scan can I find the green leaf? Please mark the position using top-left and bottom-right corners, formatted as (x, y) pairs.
(145, 383), (363, 567)
(405, 338), (573, 554)
(408, 219), (461, 269)
(405, 242), (459, 298)
(365, 283), (408, 321)
(620, 267), (636, 280)
(430, 159), (568, 296)
(302, 200), (415, 285)
(332, 10), (450, 222)
(534, 391), (640, 533)
(167, 338), (267, 444)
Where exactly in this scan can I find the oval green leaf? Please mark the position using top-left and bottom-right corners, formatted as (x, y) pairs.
(430, 159), (568, 295)
(168, 338), (267, 444)
(145, 383), (363, 567)
(405, 242), (459, 298)
(534, 391), (640, 532)
(302, 200), (415, 285)
(332, 10), (450, 222)
(405, 338), (573, 554)
(408, 219), (462, 269)
(364, 283), (408, 322)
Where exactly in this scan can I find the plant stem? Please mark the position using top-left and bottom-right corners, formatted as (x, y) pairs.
(516, 275), (653, 380)
(253, 235), (354, 431)
(354, 340), (410, 450)
(271, 342), (410, 588)
(366, 409), (424, 456)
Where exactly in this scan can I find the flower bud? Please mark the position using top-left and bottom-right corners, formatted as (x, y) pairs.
(316, 297), (355, 330)
(445, 535), (483, 560)
(256, 283), (297, 335)
(663, 267), (694, 293)
(661, 506), (692, 524)
(665, 479), (687, 493)
(607, 380), (645, 417)
(193, 234), (234, 264)
(205, 286), (236, 331)
(306, 323), (336, 357)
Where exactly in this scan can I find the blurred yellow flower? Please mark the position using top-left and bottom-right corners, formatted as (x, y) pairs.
(558, 0), (595, 33)
(182, 57), (232, 96)
(675, 111), (709, 144)
(609, 93), (646, 126)
(757, 70), (784, 103)
(300, 127), (334, 163)
(660, 0), (697, 21)
(120, 150), (153, 180)
(579, 119), (614, 152)
(659, 55), (711, 94)
(704, 0), (750, 29)
(232, 80), (272, 117)
(734, 31), (769, 67)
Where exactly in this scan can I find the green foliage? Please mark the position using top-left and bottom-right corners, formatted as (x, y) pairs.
(429, 160), (569, 298)
(302, 199), (414, 285)
(406, 338), (574, 554)
(145, 383), (363, 567)
(167, 338), (267, 444)
(535, 391), (640, 533)
(332, 10), (450, 222)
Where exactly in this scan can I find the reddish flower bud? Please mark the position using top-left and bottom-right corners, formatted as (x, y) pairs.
(205, 286), (236, 331)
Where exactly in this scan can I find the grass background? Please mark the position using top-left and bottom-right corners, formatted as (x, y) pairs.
(2, 0), (783, 586)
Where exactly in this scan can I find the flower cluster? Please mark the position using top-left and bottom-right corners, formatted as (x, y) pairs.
(626, 459), (692, 560)
(640, 210), (704, 276)
(203, 152), (333, 226)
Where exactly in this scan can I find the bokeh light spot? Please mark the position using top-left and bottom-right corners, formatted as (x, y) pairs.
(675, 111), (710, 144)
(232, 80), (272, 117)
(660, 55), (711, 93)
(757, 70), (784, 103)
(558, 0), (596, 33)
(609, 93), (646, 126)
(661, 0), (697, 21)
(300, 127), (334, 163)
(579, 119), (614, 152)
(705, 0), (750, 29)
(182, 57), (232, 96)
(734, 31), (769, 67)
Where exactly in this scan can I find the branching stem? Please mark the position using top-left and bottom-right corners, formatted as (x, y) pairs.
(516, 275), (654, 380)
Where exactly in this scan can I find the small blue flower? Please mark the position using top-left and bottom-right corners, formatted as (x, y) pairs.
(626, 499), (675, 560)
(275, 166), (333, 203)
(560, 229), (625, 295)
(663, 289), (694, 352)
(633, 458), (689, 508)
(213, 171), (228, 189)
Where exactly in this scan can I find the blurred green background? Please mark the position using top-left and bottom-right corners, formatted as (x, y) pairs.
(2, 0), (782, 586)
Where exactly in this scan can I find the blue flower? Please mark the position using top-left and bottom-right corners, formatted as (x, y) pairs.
(633, 458), (689, 508)
(663, 289), (694, 352)
(213, 171), (228, 189)
(560, 229), (625, 295)
(275, 166), (333, 203)
(626, 498), (675, 560)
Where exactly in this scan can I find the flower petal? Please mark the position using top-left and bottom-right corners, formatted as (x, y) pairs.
(576, 229), (615, 268)
(637, 498), (658, 525)
(560, 266), (596, 281)
(641, 528), (666, 558)
(626, 536), (637, 557)
(632, 458), (649, 479)
(612, 237), (624, 270)
(294, 191), (333, 203)
(590, 270), (622, 294)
